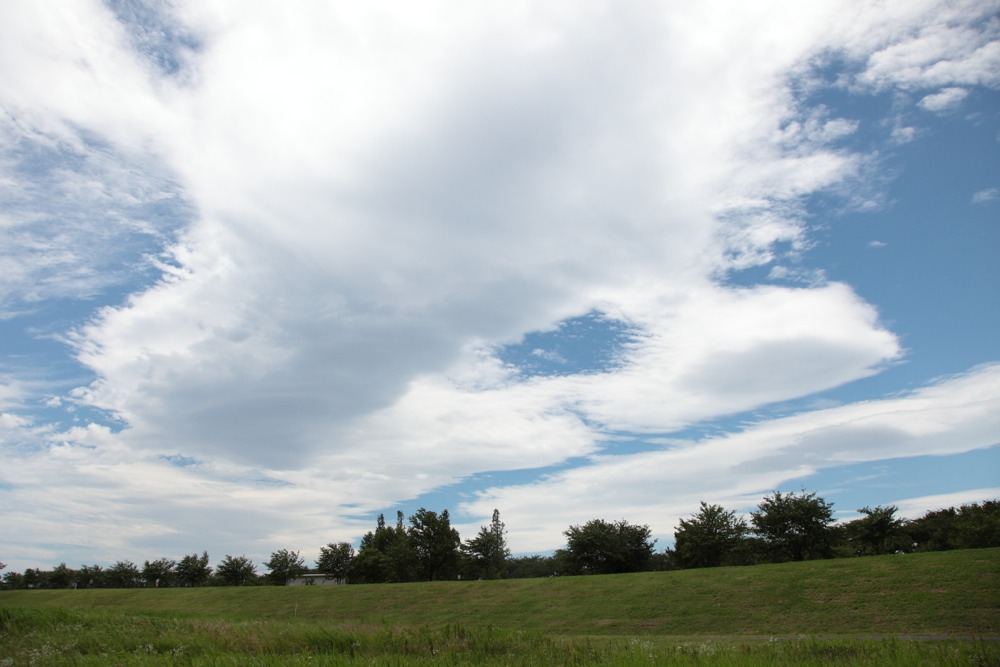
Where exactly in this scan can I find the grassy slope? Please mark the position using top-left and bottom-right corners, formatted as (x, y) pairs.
(2, 549), (997, 637)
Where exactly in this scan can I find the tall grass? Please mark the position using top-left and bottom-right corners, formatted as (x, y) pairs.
(0, 607), (996, 666)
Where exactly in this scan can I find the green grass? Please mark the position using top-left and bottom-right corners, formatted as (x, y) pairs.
(1, 549), (998, 665)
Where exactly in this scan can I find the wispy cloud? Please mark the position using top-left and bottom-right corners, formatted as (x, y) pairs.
(971, 187), (999, 205)
(462, 363), (1000, 550)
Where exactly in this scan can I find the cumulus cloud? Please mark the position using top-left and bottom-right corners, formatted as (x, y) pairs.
(918, 87), (970, 112)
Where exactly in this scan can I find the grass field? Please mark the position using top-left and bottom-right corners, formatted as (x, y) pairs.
(1, 549), (997, 665)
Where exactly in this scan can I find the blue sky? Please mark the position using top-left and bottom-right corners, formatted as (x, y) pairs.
(1, 0), (998, 572)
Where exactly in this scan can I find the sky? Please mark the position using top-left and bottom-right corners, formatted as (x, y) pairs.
(1, 0), (998, 573)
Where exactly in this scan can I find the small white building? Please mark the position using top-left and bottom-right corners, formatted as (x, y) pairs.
(287, 573), (345, 586)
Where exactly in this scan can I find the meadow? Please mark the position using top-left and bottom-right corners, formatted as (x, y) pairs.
(1, 548), (997, 665)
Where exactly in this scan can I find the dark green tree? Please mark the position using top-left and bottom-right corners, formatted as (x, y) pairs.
(673, 502), (749, 568)
(953, 500), (1000, 549)
(563, 518), (656, 575)
(505, 555), (558, 579)
(750, 491), (835, 562)
(77, 564), (105, 588)
(316, 542), (355, 582)
(107, 560), (141, 587)
(49, 562), (75, 589)
(23, 568), (47, 589)
(264, 549), (306, 585)
(354, 512), (417, 583)
(176, 551), (213, 586)
(142, 558), (177, 587)
(408, 508), (461, 581)
(215, 555), (256, 586)
(844, 505), (909, 556)
(3, 570), (25, 589)
(462, 509), (510, 580)
(906, 500), (1000, 551)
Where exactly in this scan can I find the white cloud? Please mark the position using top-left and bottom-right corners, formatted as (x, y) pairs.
(851, 6), (1000, 92)
(893, 488), (1000, 520)
(972, 187), (999, 204)
(918, 87), (970, 112)
(462, 363), (1000, 551)
(1, 0), (997, 569)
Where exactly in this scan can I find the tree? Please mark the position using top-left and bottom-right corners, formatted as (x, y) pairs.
(844, 506), (909, 556)
(23, 568), (47, 589)
(751, 491), (835, 562)
(505, 555), (557, 579)
(906, 500), (1000, 551)
(462, 509), (510, 580)
(316, 542), (355, 582)
(143, 558), (177, 587)
(563, 519), (656, 575)
(78, 564), (105, 588)
(408, 508), (461, 581)
(953, 500), (1000, 549)
(107, 560), (141, 587)
(265, 549), (306, 585)
(354, 512), (417, 583)
(216, 555), (256, 586)
(49, 562), (76, 589)
(176, 551), (213, 586)
(673, 502), (749, 568)
(3, 571), (24, 589)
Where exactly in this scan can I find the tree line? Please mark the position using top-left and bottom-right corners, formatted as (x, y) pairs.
(2, 494), (997, 589)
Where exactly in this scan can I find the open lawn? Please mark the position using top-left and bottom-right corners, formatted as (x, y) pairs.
(1, 549), (997, 664)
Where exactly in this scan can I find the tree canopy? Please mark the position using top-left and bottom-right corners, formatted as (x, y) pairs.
(408, 508), (461, 581)
(316, 542), (355, 581)
(462, 509), (510, 580)
(673, 502), (749, 568)
(215, 555), (256, 586)
(562, 518), (656, 575)
(751, 490), (836, 562)
(264, 549), (306, 585)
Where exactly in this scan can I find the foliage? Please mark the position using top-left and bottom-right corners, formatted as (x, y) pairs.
(142, 558), (177, 588)
(175, 551), (212, 587)
(78, 564), (106, 588)
(409, 507), (462, 581)
(2, 570), (25, 589)
(673, 502), (749, 568)
(462, 509), (510, 579)
(907, 500), (1000, 551)
(215, 554), (257, 586)
(107, 560), (141, 588)
(563, 518), (656, 574)
(353, 512), (417, 583)
(505, 554), (557, 579)
(751, 490), (836, 562)
(49, 562), (75, 589)
(844, 505), (910, 556)
(316, 542), (355, 581)
(264, 548), (306, 585)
